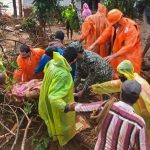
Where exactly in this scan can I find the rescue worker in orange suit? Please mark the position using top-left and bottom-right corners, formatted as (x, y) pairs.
(89, 9), (142, 75)
(14, 44), (45, 82)
(79, 3), (109, 57)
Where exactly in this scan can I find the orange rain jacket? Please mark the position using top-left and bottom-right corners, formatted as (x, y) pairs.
(96, 18), (142, 73)
(14, 48), (45, 82)
(80, 3), (109, 57)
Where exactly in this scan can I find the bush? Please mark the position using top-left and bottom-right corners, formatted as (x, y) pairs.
(21, 16), (37, 35)
(103, 0), (150, 18)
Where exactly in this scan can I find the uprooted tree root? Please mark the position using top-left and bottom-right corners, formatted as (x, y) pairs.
(0, 95), (48, 150)
(0, 103), (31, 150)
(0, 76), (46, 150)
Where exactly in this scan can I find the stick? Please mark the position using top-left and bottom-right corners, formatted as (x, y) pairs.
(0, 121), (15, 136)
(21, 118), (32, 150)
(96, 97), (117, 135)
(0, 123), (18, 139)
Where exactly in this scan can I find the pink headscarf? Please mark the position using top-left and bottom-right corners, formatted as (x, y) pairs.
(82, 3), (92, 20)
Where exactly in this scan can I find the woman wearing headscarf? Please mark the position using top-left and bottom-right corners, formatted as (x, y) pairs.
(82, 3), (92, 21)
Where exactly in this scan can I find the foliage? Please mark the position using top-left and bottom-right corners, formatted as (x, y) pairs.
(103, 0), (135, 18)
(9, 60), (18, 70)
(32, 135), (50, 150)
(103, 0), (150, 18)
(32, 0), (80, 31)
(21, 16), (42, 42)
(32, 0), (60, 30)
(21, 16), (37, 36)
(24, 101), (34, 114)
(0, 58), (16, 90)
(57, 5), (68, 23)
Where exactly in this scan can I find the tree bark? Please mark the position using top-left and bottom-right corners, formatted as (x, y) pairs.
(18, 0), (23, 17)
(0, 4), (2, 16)
(13, 0), (17, 17)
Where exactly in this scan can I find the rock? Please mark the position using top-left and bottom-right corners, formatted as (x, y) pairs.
(15, 24), (21, 30)
(4, 26), (14, 32)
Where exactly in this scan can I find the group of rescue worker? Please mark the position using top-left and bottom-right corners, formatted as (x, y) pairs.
(1, 2), (150, 150)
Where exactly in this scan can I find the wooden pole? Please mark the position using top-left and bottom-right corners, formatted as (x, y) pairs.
(0, 4), (2, 16)
(13, 0), (17, 17)
(18, 0), (23, 17)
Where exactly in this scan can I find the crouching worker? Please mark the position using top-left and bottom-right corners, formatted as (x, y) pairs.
(34, 46), (76, 80)
(69, 41), (113, 98)
(13, 44), (45, 82)
(48, 30), (65, 49)
(34, 46), (63, 74)
(66, 80), (149, 150)
(38, 47), (77, 149)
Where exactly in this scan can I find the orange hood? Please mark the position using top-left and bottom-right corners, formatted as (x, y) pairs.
(97, 3), (107, 16)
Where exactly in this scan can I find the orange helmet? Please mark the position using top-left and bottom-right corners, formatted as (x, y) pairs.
(107, 9), (123, 25)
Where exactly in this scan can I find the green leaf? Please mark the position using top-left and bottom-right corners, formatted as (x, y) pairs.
(24, 101), (33, 114)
